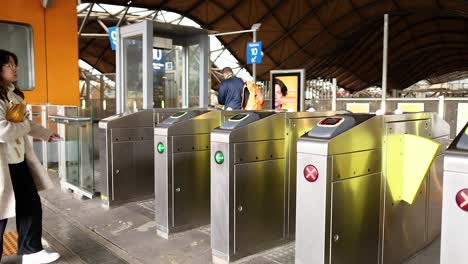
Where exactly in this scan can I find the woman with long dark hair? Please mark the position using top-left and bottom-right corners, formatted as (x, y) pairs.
(274, 78), (288, 110)
(0, 49), (60, 263)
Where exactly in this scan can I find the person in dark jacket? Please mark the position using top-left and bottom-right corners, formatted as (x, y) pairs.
(217, 67), (244, 110)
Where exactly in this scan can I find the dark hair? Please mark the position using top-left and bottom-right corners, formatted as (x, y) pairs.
(275, 78), (288, 96)
(222, 67), (233, 75)
(0, 49), (24, 101)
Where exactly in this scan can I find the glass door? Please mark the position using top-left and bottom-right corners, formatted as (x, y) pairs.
(153, 46), (184, 108)
(116, 20), (153, 113)
(188, 43), (201, 108)
(152, 43), (204, 108)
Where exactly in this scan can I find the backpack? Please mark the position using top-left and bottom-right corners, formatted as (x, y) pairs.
(241, 81), (264, 110)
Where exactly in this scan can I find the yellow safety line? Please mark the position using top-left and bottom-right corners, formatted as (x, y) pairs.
(2, 231), (18, 256)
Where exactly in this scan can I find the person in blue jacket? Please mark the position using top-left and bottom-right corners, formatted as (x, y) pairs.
(217, 67), (244, 110)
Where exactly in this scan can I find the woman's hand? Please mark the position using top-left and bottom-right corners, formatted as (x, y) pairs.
(48, 133), (61, 142)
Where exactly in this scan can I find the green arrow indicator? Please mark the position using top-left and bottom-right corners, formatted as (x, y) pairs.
(214, 151), (224, 164)
(157, 142), (165, 154)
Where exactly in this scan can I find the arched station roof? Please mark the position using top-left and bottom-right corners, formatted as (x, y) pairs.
(81, 0), (468, 91)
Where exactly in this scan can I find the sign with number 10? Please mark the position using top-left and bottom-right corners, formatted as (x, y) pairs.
(247, 41), (262, 64)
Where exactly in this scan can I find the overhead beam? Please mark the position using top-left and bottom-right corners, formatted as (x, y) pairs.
(78, 3), (94, 36)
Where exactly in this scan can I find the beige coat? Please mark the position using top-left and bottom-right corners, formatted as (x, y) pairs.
(0, 93), (53, 220)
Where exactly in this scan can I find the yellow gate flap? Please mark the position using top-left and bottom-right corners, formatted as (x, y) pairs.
(386, 134), (440, 204)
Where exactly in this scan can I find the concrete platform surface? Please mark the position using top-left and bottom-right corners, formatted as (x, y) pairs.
(2, 173), (440, 264)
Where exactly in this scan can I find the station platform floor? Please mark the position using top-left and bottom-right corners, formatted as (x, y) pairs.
(2, 173), (441, 264)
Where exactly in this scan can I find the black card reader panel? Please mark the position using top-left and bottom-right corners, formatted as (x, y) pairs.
(230, 113), (249, 121)
(307, 114), (375, 139)
(220, 112), (262, 130)
(171, 111), (188, 118)
(318, 117), (344, 126)
(160, 110), (201, 125)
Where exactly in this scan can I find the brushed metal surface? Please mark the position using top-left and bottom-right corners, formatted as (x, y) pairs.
(382, 113), (432, 123)
(173, 150), (210, 229)
(165, 110), (221, 135)
(430, 113), (450, 139)
(328, 116), (383, 155)
(112, 142), (136, 201)
(427, 155), (444, 242)
(295, 153), (331, 264)
(332, 150), (381, 181)
(172, 134), (211, 153)
(295, 112), (449, 264)
(382, 120), (430, 264)
(440, 170), (468, 264)
(99, 130), (111, 201)
(233, 140), (285, 164)
(211, 141), (233, 260)
(155, 135), (170, 233)
(227, 113), (286, 143)
(285, 116), (324, 238)
(234, 159), (285, 259)
(211, 129), (233, 143)
(331, 173), (381, 264)
(154, 110), (226, 236)
(211, 111), (341, 262)
(154, 108), (186, 124)
(440, 150), (468, 264)
(100, 109), (176, 207)
(99, 109), (153, 129)
(386, 119), (431, 137)
(112, 127), (153, 142)
(444, 151), (468, 173)
(109, 136), (154, 205)
(134, 139), (155, 197)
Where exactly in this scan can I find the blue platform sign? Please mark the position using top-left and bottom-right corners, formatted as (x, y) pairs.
(108, 26), (117, 51)
(246, 41), (262, 64)
(153, 49), (165, 72)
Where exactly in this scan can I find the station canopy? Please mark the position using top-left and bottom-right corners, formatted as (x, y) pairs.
(81, 0), (468, 91)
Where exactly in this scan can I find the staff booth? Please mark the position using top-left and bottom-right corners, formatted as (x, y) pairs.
(116, 20), (210, 113)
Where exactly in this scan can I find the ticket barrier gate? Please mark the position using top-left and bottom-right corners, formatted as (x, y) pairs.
(210, 111), (338, 263)
(99, 109), (179, 207)
(295, 113), (449, 264)
(154, 109), (242, 238)
(440, 122), (468, 263)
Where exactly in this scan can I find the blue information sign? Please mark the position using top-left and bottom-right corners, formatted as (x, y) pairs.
(246, 41), (262, 64)
(153, 49), (165, 72)
(108, 26), (117, 51)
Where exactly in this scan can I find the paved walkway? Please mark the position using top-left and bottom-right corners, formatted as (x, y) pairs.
(2, 173), (441, 264)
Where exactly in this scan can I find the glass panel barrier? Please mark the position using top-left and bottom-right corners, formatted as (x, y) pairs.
(30, 105), (44, 165)
(124, 36), (144, 111)
(153, 46), (184, 108)
(188, 44), (201, 108)
(48, 106), (95, 197)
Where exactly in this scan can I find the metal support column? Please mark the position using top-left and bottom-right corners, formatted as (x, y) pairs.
(41, 105), (48, 170)
(332, 78), (337, 111)
(253, 30), (257, 83)
(381, 14), (389, 112)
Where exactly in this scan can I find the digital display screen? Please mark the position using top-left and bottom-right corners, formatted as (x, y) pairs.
(319, 117), (343, 126)
(230, 114), (248, 121)
(171, 111), (187, 118)
(272, 73), (301, 111)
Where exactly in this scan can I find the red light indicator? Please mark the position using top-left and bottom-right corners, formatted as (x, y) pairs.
(456, 189), (468, 212)
(304, 165), (319, 182)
